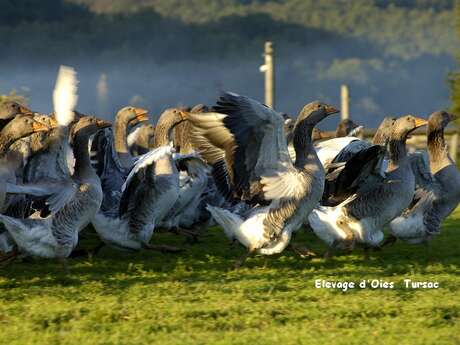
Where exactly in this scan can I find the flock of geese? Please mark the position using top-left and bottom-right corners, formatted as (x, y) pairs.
(0, 66), (459, 269)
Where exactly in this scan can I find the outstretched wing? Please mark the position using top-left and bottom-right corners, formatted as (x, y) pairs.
(119, 146), (174, 217)
(91, 128), (129, 215)
(6, 181), (78, 215)
(188, 92), (298, 203)
(315, 136), (363, 168)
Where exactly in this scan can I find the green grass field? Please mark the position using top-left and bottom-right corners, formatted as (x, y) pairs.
(1, 209), (460, 345)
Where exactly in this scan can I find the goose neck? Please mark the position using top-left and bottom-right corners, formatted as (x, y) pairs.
(113, 116), (132, 168)
(154, 117), (181, 148)
(427, 124), (451, 174)
(0, 132), (15, 157)
(387, 137), (407, 170)
(73, 131), (95, 181)
(293, 122), (314, 167)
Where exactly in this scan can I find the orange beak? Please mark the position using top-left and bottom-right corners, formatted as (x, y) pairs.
(134, 108), (149, 122)
(49, 117), (59, 128)
(179, 111), (189, 120)
(414, 117), (428, 128)
(32, 121), (50, 133)
(325, 105), (339, 115)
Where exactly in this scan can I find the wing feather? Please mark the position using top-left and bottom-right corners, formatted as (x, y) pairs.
(187, 92), (295, 203)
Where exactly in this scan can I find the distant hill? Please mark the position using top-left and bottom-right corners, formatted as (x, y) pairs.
(0, 0), (457, 125)
(67, 0), (456, 59)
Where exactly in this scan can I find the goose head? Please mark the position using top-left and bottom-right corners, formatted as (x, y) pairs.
(0, 101), (32, 120)
(372, 117), (396, 145)
(116, 106), (149, 127)
(158, 108), (188, 128)
(391, 115), (427, 140)
(428, 111), (458, 131)
(287, 111), (325, 141)
(72, 116), (112, 138)
(296, 101), (339, 127)
(154, 108), (188, 147)
(335, 118), (360, 137)
(1, 115), (55, 142)
(312, 127), (327, 141)
(139, 124), (156, 146)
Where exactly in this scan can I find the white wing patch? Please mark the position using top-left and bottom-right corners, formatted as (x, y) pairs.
(260, 169), (306, 200)
(315, 137), (360, 167)
(122, 146), (174, 192)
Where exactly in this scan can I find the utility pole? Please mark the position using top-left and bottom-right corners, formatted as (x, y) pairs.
(260, 41), (275, 108)
(341, 84), (350, 120)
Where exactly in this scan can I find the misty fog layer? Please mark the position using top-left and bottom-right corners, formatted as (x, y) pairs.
(0, 55), (454, 129)
(0, 0), (457, 129)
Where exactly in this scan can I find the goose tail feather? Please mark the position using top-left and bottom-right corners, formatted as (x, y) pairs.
(308, 205), (347, 247)
(206, 205), (243, 241)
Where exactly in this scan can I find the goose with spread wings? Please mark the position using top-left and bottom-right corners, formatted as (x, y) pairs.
(187, 92), (339, 266)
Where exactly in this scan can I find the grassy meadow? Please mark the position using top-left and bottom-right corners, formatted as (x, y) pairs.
(1, 209), (460, 345)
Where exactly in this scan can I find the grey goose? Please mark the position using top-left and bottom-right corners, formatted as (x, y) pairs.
(187, 92), (339, 266)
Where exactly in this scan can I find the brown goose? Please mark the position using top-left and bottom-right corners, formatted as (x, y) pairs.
(0, 115), (56, 257)
(187, 92), (338, 266)
(0, 101), (32, 130)
(0, 115), (55, 209)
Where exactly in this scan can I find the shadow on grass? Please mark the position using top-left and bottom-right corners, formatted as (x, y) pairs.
(1, 217), (460, 292)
